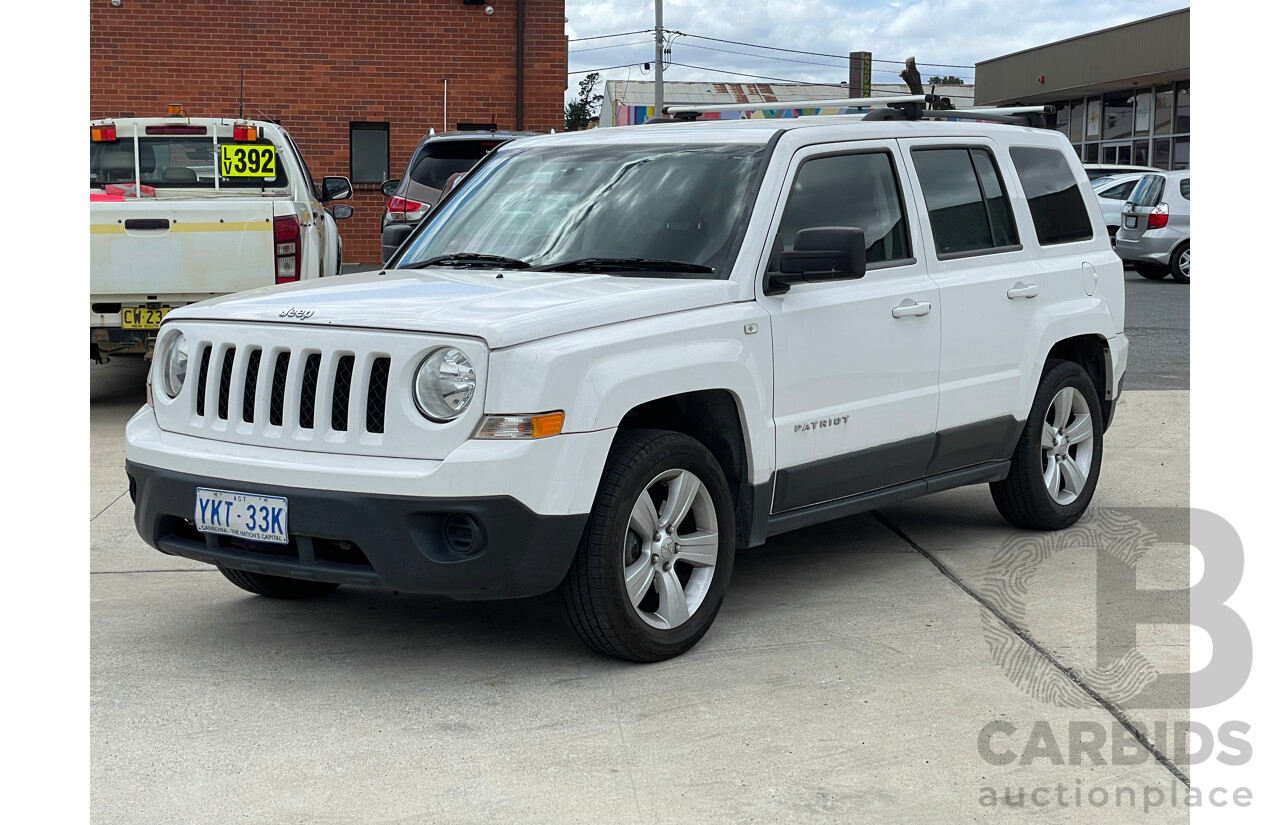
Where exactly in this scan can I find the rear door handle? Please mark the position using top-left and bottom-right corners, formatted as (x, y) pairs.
(1007, 282), (1039, 299)
(891, 300), (932, 318)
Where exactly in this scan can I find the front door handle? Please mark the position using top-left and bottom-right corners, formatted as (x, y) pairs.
(891, 300), (933, 318)
(1007, 282), (1040, 299)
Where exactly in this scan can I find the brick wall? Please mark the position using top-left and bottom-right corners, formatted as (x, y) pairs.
(90, 0), (567, 263)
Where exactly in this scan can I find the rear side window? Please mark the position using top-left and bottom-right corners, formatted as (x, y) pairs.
(1009, 147), (1093, 245)
(1131, 175), (1166, 207)
(1179, 178), (1190, 200)
(409, 141), (503, 189)
(773, 151), (912, 267)
(1098, 180), (1137, 200)
(912, 147), (1019, 257)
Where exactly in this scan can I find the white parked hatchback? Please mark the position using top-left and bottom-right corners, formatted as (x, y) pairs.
(126, 97), (1128, 661)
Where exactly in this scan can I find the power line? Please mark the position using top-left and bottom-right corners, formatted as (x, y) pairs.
(568, 30), (652, 43)
(672, 41), (973, 80)
(569, 63), (645, 75)
(569, 40), (654, 55)
(674, 31), (975, 70)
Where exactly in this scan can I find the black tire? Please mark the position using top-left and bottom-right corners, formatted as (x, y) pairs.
(1135, 263), (1167, 280)
(559, 429), (735, 662)
(1169, 241), (1189, 284)
(218, 567), (341, 599)
(990, 360), (1104, 531)
(1107, 226), (1118, 249)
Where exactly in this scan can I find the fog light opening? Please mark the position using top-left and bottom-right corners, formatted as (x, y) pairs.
(443, 513), (485, 556)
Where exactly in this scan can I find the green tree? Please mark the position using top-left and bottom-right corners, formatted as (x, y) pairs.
(564, 72), (603, 131)
(928, 75), (966, 85)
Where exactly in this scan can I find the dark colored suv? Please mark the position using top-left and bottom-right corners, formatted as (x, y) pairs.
(379, 129), (535, 262)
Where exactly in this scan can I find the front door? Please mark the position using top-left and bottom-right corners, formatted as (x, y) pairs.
(759, 140), (940, 513)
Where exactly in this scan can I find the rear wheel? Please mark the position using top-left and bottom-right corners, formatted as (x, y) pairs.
(990, 360), (1104, 530)
(560, 429), (735, 662)
(218, 567), (341, 599)
(1169, 242), (1189, 283)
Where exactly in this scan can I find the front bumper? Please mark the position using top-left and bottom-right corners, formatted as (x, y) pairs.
(126, 460), (587, 598)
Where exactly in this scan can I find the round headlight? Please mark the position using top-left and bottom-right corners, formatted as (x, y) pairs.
(160, 332), (189, 399)
(413, 347), (476, 421)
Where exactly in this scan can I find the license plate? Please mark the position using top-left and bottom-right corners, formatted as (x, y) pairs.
(219, 144), (277, 177)
(1124, 216), (1137, 229)
(195, 488), (289, 544)
(121, 306), (171, 329)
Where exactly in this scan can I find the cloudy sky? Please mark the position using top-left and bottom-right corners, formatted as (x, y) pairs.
(564, 0), (1191, 103)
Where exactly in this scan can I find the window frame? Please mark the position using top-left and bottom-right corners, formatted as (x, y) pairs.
(909, 143), (1022, 261)
(349, 121), (390, 184)
(769, 147), (917, 274)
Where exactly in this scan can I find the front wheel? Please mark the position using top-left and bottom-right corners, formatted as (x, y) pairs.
(990, 360), (1104, 530)
(560, 429), (735, 662)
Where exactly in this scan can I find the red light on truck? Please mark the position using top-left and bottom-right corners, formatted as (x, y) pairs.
(146, 125), (208, 136)
(91, 124), (117, 142)
(233, 125), (258, 142)
(273, 215), (302, 283)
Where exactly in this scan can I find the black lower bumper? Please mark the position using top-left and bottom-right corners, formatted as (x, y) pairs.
(126, 461), (587, 599)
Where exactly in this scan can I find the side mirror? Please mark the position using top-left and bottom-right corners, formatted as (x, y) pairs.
(321, 176), (353, 201)
(380, 179), (400, 197)
(382, 224), (414, 264)
(766, 227), (867, 295)
(331, 204), (353, 220)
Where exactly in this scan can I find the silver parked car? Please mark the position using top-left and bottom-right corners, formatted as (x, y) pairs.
(1091, 173), (1147, 246)
(1115, 170), (1190, 283)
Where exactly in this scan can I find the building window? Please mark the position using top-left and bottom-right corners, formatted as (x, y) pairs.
(1102, 91), (1133, 141)
(1173, 136), (1190, 170)
(350, 122), (389, 183)
(1153, 138), (1172, 170)
(1068, 99), (1085, 144)
(1153, 85), (1174, 135)
(1174, 81), (1190, 134)
(1132, 140), (1151, 167)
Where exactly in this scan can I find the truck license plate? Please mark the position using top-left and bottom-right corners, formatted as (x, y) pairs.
(195, 488), (289, 544)
(219, 144), (277, 177)
(121, 306), (171, 329)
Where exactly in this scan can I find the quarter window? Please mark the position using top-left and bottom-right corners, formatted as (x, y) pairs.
(1009, 146), (1093, 246)
(772, 151), (911, 268)
(912, 147), (1019, 256)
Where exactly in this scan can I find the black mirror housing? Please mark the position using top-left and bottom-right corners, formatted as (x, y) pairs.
(331, 204), (354, 220)
(321, 176), (353, 201)
(380, 179), (400, 197)
(767, 227), (867, 294)
(382, 224), (414, 265)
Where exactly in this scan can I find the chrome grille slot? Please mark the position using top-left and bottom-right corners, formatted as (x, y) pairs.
(366, 357), (391, 434)
(242, 349), (262, 423)
(332, 355), (355, 432)
(299, 353), (322, 430)
(269, 352), (290, 427)
(217, 346), (236, 421)
(195, 346), (212, 417)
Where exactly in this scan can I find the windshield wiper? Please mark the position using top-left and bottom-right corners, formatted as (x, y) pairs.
(401, 253), (531, 270)
(530, 257), (715, 276)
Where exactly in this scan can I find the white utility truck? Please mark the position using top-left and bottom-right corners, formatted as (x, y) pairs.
(90, 107), (353, 362)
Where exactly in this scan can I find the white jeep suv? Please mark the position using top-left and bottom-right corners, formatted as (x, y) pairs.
(126, 100), (1128, 662)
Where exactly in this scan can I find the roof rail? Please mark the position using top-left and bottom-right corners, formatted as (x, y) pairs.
(664, 95), (936, 121)
(919, 105), (1056, 128)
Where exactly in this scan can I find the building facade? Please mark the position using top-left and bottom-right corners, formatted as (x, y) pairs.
(975, 8), (1189, 170)
(89, 0), (567, 263)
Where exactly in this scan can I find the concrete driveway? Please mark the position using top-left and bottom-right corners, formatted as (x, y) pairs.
(91, 355), (1191, 823)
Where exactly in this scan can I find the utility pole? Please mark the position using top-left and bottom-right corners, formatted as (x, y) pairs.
(654, 1), (664, 119)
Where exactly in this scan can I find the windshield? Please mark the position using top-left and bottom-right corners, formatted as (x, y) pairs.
(393, 141), (768, 277)
(89, 136), (288, 189)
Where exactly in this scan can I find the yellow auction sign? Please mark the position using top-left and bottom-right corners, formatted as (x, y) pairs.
(219, 144), (277, 177)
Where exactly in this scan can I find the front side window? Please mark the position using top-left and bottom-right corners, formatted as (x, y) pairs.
(1009, 146), (1093, 245)
(395, 141), (767, 277)
(912, 147), (1019, 256)
(771, 151), (911, 269)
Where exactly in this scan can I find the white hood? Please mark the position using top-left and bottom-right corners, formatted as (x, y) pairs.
(166, 268), (740, 349)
